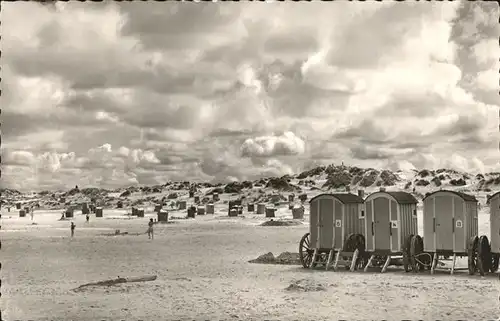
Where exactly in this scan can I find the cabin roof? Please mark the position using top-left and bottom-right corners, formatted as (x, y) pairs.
(309, 193), (364, 204)
(366, 191), (418, 204)
(423, 190), (477, 202)
(487, 191), (500, 203)
(384, 191), (418, 204)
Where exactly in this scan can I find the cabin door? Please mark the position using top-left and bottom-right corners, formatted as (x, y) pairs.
(374, 198), (390, 251)
(310, 200), (319, 249)
(365, 201), (374, 251)
(491, 197), (500, 253)
(319, 199), (334, 249)
(435, 196), (453, 251)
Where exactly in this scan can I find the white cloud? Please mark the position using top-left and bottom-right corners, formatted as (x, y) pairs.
(3, 150), (36, 166)
(1, 144), (162, 190)
(2, 1), (499, 191)
(472, 39), (499, 66)
(240, 132), (306, 158)
(475, 69), (499, 91)
(386, 160), (417, 173)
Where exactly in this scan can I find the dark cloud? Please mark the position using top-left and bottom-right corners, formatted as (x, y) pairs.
(451, 1), (499, 106)
(263, 31), (319, 58)
(325, 2), (429, 69)
(118, 2), (243, 51)
(389, 141), (430, 152)
(376, 92), (449, 118)
(432, 114), (484, 137)
(333, 119), (390, 145)
(351, 145), (395, 160)
(208, 129), (253, 138)
(64, 89), (201, 130)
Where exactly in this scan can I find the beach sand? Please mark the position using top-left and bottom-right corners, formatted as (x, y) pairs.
(2, 207), (499, 320)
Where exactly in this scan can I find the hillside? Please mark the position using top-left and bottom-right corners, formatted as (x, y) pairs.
(2, 165), (500, 211)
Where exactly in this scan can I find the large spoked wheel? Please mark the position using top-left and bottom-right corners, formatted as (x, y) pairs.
(468, 236), (480, 275)
(299, 233), (314, 268)
(491, 254), (500, 273)
(343, 233), (368, 270)
(403, 234), (414, 272)
(477, 235), (491, 276)
(410, 235), (425, 273)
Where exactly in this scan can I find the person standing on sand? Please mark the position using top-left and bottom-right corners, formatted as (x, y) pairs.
(71, 222), (76, 237)
(86, 214), (90, 223)
(147, 218), (154, 240)
(30, 207), (34, 221)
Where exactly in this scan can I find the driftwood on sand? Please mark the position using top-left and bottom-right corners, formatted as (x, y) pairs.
(73, 275), (157, 291)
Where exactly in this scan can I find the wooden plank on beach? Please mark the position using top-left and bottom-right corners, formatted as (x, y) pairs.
(73, 275), (157, 291)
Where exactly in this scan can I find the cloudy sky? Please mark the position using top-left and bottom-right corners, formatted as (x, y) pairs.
(2, 1), (499, 191)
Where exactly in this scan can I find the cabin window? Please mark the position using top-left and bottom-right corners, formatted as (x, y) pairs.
(359, 210), (365, 219)
(412, 209), (417, 217)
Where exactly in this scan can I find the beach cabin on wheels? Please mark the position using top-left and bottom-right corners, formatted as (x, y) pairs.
(299, 193), (364, 270)
(419, 190), (479, 274)
(400, 190), (482, 275)
(486, 192), (500, 273)
(423, 190), (478, 274)
(423, 190), (478, 255)
(363, 190), (418, 272)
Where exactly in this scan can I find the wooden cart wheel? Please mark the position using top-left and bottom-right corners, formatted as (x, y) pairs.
(343, 233), (366, 252)
(342, 234), (356, 270)
(410, 235), (424, 273)
(491, 254), (500, 273)
(343, 234), (367, 270)
(403, 234), (414, 272)
(477, 235), (490, 276)
(299, 233), (314, 268)
(468, 236), (479, 275)
(354, 234), (368, 270)
(343, 233), (356, 251)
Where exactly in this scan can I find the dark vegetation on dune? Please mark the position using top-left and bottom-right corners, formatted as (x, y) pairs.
(3, 164), (498, 210)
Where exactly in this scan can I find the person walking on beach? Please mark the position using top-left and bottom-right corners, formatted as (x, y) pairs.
(30, 207), (34, 221)
(70, 222), (76, 237)
(86, 214), (90, 223)
(147, 218), (154, 240)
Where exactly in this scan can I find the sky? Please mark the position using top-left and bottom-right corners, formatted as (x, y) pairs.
(2, 1), (499, 192)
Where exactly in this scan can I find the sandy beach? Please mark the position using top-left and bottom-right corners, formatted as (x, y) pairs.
(2, 206), (499, 321)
